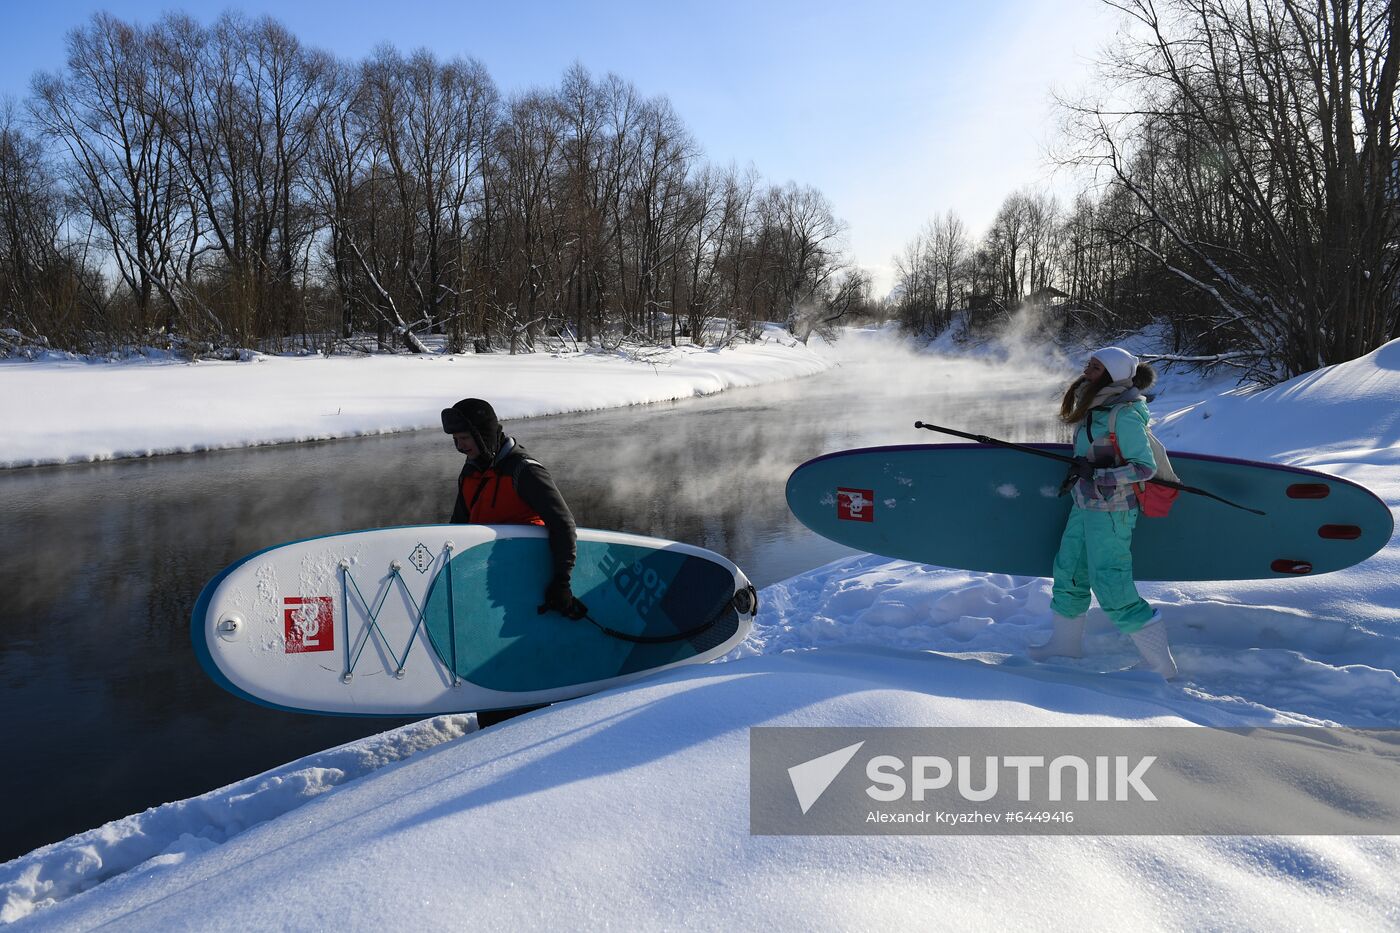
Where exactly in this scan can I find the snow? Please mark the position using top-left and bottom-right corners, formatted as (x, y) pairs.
(0, 717), (476, 923)
(7, 652), (1399, 930)
(5, 328), (1400, 929)
(0, 327), (828, 469)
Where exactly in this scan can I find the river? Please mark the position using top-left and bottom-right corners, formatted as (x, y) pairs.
(0, 345), (1070, 860)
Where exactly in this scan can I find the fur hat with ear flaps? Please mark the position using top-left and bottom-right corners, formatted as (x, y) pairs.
(441, 397), (503, 458)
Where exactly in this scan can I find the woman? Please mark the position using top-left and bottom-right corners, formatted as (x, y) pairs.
(1027, 347), (1178, 678)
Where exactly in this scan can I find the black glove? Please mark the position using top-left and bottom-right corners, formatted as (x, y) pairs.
(538, 579), (588, 620)
(1059, 457), (1096, 495)
(1067, 457), (1096, 481)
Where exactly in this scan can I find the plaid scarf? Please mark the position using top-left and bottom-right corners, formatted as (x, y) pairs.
(1080, 379), (1139, 411)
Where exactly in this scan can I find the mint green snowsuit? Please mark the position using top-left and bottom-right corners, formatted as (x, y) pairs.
(1050, 398), (1157, 633)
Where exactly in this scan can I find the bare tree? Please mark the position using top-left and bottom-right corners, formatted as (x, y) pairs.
(761, 182), (848, 335)
(985, 190), (1063, 302)
(359, 48), (493, 339)
(0, 103), (89, 343)
(1066, 0), (1400, 377)
(150, 13), (330, 342)
(13, 11), (859, 354)
(494, 90), (564, 352)
(627, 96), (696, 339)
(307, 58), (369, 340)
(929, 210), (969, 323)
(31, 14), (198, 336)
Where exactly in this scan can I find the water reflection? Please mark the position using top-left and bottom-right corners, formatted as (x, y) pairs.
(0, 350), (1069, 859)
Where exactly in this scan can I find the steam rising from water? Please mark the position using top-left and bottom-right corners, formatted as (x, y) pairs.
(520, 326), (1072, 578)
(0, 326), (1078, 860)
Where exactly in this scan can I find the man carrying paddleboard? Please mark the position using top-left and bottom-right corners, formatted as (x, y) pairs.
(1028, 347), (1179, 678)
(443, 397), (586, 724)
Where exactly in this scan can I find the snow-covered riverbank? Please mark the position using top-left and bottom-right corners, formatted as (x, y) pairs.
(5, 331), (1400, 929)
(0, 329), (827, 469)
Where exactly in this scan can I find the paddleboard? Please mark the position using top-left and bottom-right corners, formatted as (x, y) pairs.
(786, 444), (1392, 581)
(193, 525), (757, 716)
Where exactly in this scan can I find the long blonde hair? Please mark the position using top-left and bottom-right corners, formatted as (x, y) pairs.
(1059, 372), (1110, 424)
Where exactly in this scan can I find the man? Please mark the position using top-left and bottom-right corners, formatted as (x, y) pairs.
(441, 397), (587, 726)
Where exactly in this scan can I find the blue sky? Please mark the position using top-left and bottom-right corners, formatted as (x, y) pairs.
(0, 0), (1122, 292)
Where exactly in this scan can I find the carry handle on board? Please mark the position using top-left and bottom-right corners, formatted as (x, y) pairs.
(913, 421), (1266, 517)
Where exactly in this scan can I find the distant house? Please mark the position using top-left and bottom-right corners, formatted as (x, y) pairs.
(966, 291), (1005, 315)
(1024, 286), (1070, 307)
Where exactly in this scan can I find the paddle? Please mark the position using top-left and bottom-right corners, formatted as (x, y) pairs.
(913, 421), (1266, 516)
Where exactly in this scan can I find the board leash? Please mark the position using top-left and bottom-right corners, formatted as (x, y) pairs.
(568, 584), (758, 645)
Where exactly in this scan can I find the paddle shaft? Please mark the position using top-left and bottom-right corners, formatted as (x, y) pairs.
(913, 421), (1265, 516)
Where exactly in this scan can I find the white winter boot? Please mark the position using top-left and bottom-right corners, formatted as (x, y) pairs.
(1128, 613), (1178, 679)
(1028, 613), (1085, 661)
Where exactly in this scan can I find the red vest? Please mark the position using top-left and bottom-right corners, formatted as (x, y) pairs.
(460, 469), (544, 526)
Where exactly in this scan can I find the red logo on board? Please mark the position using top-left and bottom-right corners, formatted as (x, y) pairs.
(837, 487), (875, 522)
(284, 597), (334, 653)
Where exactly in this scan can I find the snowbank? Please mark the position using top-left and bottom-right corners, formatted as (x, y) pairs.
(6, 651), (1398, 930)
(1, 717), (475, 924)
(0, 331), (828, 469)
(1153, 337), (1400, 463)
(6, 334), (1400, 929)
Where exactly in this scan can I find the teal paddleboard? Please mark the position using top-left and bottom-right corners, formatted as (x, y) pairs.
(786, 444), (1392, 581)
(193, 525), (756, 716)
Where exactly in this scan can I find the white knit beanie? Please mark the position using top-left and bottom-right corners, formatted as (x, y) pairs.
(1092, 346), (1138, 382)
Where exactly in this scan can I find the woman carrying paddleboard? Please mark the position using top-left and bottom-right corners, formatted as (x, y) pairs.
(1028, 347), (1179, 678)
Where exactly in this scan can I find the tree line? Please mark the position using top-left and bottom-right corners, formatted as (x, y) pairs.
(892, 0), (1398, 381)
(0, 12), (871, 355)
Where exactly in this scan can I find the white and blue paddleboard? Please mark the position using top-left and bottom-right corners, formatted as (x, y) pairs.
(193, 526), (757, 716)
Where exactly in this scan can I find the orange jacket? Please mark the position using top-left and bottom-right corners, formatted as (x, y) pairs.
(449, 438), (577, 582)
(458, 469), (545, 525)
